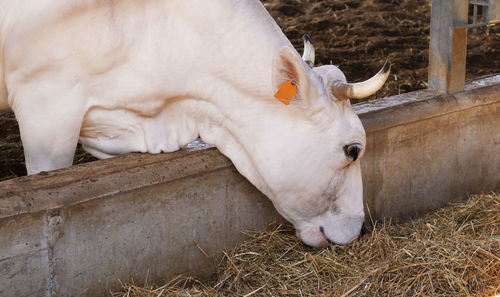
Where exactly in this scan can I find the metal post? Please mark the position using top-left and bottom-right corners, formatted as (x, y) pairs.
(428, 0), (469, 94)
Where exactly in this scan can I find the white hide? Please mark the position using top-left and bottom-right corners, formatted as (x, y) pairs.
(0, 0), (378, 248)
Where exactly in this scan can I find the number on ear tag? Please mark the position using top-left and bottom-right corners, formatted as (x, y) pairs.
(274, 80), (297, 105)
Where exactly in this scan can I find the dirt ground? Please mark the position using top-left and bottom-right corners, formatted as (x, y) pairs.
(1, 0), (499, 181)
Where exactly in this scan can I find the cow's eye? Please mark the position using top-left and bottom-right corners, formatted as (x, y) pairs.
(343, 143), (362, 162)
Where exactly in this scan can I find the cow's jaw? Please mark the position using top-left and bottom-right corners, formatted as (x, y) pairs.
(270, 160), (366, 248)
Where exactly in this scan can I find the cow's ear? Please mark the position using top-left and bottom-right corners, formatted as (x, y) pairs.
(272, 47), (313, 106)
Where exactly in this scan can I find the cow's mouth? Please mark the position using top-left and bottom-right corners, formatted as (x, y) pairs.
(296, 227), (329, 248)
(319, 224), (361, 246)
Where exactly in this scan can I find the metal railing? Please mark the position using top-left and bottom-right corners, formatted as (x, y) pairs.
(464, 0), (490, 29)
(428, 0), (499, 94)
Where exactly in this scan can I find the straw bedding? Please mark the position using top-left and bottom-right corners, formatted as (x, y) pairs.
(113, 193), (500, 296)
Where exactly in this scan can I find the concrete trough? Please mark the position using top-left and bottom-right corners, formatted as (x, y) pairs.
(1, 75), (499, 297)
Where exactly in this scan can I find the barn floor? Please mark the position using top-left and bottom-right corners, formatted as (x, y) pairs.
(0, 0), (499, 181)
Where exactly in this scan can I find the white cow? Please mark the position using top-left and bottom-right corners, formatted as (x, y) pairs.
(0, 0), (389, 247)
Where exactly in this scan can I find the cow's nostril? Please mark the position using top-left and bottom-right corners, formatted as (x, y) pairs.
(360, 223), (368, 236)
(319, 226), (333, 247)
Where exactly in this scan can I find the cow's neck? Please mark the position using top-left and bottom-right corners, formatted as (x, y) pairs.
(164, 76), (295, 200)
(156, 1), (296, 199)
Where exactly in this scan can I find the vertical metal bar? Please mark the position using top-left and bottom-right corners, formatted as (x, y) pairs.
(483, 2), (489, 23)
(473, 4), (478, 24)
(473, 4), (478, 32)
(428, 0), (468, 94)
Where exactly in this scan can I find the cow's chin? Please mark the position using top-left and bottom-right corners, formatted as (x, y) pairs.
(295, 215), (364, 248)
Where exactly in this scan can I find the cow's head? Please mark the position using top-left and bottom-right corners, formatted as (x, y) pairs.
(255, 35), (390, 248)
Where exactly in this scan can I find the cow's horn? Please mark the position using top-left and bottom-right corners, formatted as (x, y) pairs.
(331, 60), (391, 100)
(302, 34), (315, 67)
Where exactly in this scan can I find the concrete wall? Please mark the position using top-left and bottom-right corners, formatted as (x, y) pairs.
(0, 149), (281, 297)
(0, 75), (499, 297)
(357, 75), (500, 220)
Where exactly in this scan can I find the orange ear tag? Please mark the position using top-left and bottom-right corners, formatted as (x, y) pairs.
(274, 80), (297, 105)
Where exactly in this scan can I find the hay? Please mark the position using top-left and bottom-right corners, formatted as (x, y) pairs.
(113, 193), (500, 297)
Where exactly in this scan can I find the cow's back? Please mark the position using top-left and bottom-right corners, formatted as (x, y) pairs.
(3, 0), (286, 109)
(2, 0), (292, 163)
